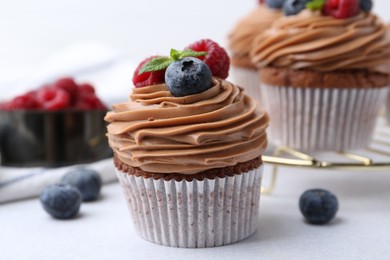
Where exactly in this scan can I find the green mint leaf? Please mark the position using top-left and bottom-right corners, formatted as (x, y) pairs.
(306, 0), (325, 10)
(169, 49), (208, 61)
(138, 48), (209, 75)
(170, 49), (181, 61)
(179, 49), (208, 59)
(138, 56), (173, 74)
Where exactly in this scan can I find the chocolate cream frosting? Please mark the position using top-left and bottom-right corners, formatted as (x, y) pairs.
(250, 10), (390, 73)
(105, 78), (269, 175)
(228, 5), (282, 68)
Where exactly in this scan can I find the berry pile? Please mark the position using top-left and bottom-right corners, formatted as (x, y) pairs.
(0, 77), (107, 111)
(132, 39), (229, 91)
(266, 0), (372, 19)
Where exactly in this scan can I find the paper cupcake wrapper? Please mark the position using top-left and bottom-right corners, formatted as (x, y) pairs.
(262, 84), (389, 151)
(230, 66), (262, 102)
(385, 92), (390, 124)
(115, 166), (263, 248)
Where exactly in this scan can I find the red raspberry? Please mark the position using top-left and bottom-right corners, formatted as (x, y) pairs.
(94, 99), (107, 110)
(75, 83), (106, 110)
(323, 0), (360, 19)
(186, 39), (230, 79)
(75, 93), (106, 110)
(0, 79), (105, 111)
(54, 77), (79, 104)
(132, 56), (166, 88)
(4, 91), (41, 110)
(0, 101), (18, 111)
(78, 83), (95, 95)
(75, 95), (96, 110)
(37, 86), (71, 110)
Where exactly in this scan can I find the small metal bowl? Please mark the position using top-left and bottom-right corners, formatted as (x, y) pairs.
(0, 110), (112, 167)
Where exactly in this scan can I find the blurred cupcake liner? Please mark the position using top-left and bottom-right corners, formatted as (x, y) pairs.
(262, 84), (389, 151)
(385, 92), (390, 124)
(230, 66), (262, 102)
(115, 166), (263, 248)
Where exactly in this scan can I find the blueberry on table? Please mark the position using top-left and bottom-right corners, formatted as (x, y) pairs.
(40, 184), (81, 220)
(165, 57), (212, 97)
(299, 189), (339, 224)
(283, 0), (310, 16)
(266, 0), (286, 9)
(61, 168), (102, 202)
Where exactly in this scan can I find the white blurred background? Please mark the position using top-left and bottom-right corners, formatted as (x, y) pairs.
(1, 0), (389, 103)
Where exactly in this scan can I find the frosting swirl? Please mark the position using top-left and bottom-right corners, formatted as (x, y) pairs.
(228, 6), (282, 68)
(105, 78), (269, 174)
(250, 10), (390, 73)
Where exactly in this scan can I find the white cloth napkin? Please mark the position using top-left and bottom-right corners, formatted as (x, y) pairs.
(0, 158), (117, 204)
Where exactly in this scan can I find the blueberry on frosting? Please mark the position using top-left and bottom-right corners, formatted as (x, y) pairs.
(283, 0), (310, 15)
(165, 57), (212, 97)
(266, 0), (286, 9)
(360, 0), (372, 12)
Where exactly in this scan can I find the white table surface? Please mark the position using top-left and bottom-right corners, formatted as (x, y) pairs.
(2, 162), (390, 260)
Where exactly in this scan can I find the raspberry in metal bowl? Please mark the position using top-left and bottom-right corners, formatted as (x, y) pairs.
(0, 77), (112, 167)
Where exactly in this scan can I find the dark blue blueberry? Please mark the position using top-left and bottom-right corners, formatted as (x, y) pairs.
(266, 0), (286, 9)
(165, 57), (212, 97)
(61, 168), (102, 202)
(283, 0), (310, 16)
(299, 189), (339, 225)
(40, 184), (81, 219)
(360, 0), (372, 12)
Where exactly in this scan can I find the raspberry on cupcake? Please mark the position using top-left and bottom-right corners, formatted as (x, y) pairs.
(250, 0), (390, 151)
(186, 39), (230, 79)
(105, 39), (269, 248)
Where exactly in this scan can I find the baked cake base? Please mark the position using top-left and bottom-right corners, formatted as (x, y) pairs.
(260, 67), (390, 89)
(114, 153), (262, 181)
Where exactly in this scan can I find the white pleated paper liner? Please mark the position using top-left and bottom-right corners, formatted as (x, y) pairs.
(385, 91), (390, 124)
(230, 66), (262, 102)
(115, 166), (263, 248)
(261, 84), (389, 151)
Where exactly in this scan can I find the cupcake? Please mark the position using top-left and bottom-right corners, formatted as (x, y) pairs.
(105, 39), (269, 248)
(228, 0), (283, 102)
(250, 0), (390, 151)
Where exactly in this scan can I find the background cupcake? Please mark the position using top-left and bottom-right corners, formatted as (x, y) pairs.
(250, 0), (390, 151)
(227, 0), (283, 102)
(105, 39), (269, 248)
